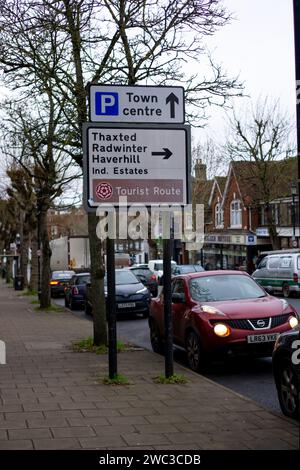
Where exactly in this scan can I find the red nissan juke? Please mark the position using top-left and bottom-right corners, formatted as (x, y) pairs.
(148, 270), (299, 371)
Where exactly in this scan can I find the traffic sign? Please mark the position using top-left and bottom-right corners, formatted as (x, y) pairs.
(89, 85), (185, 124)
(83, 123), (191, 210)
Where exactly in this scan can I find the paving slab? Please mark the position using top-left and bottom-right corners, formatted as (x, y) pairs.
(0, 280), (298, 450)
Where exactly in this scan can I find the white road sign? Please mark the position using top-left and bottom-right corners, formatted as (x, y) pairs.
(83, 123), (190, 209)
(89, 85), (185, 124)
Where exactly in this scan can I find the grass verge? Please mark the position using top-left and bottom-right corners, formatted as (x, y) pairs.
(71, 336), (126, 355)
(153, 373), (188, 384)
(23, 289), (38, 296)
(34, 304), (65, 313)
(102, 374), (131, 386)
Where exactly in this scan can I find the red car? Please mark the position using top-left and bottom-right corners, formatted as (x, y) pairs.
(149, 270), (299, 371)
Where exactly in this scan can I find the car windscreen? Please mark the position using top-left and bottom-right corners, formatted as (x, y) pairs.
(104, 270), (140, 285)
(131, 268), (151, 277)
(76, 275), (90, 285)
(189, 274), (266, 302)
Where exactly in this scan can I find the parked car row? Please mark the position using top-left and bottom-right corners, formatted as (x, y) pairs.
(50, 262), (300, 421)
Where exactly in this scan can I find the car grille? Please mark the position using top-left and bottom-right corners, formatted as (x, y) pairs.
(116, 294), (144, 302)
(210, 314), (290, 330)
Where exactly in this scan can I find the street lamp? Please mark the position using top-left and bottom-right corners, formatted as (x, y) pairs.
(291, 182), (297, 247)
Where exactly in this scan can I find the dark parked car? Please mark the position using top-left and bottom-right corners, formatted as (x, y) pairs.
(273, 327), (300, 419)
(85, 269), (151, 318)
(159, 264), (204, 285)
(149, 270), (299, 371)
(64, 273), (91, 310)
(130, 265), (158, 297)
(50, 270), (75, 297)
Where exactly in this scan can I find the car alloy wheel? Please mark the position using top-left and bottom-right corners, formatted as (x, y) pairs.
(278, 358), (299, 419)
(186, 331), (203, 372)
(149, 320), (164, 354)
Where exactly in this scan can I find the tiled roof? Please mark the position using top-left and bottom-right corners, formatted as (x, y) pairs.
(231, 157), (297, 203)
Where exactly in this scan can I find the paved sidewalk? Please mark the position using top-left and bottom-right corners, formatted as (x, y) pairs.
(0, 281), (298, 450)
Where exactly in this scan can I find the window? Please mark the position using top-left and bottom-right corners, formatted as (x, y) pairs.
(172, 280), (185, 295)
(230, 200), (242, 227)
(75, 275), (90, 285)
(279, 257), (292, 269)
(215, 203), (223, 227)
(258, 258), (267, 269)
(189, 274), (265, 302)
(172, 280), (184, 293)
(267, 257), (280, 269)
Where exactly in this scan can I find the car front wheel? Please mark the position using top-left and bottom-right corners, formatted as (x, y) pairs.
(277, 357), (299, 419)
(186, 331), (204, 372)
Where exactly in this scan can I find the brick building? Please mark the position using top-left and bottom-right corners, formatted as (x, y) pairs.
(194, 157), (299, 272)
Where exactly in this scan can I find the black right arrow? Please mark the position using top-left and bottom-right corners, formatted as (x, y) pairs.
(151, 148), (173, 159)
(166, 92), (179, 118)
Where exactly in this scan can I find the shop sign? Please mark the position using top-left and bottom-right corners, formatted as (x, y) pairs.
(256, 228), (269, 236)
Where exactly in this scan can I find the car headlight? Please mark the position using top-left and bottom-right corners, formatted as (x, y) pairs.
(202, 305), (226, 316)
(289, 316), (299, 329)
(137, 287), (148, 294)
(213, 323), (231, 337)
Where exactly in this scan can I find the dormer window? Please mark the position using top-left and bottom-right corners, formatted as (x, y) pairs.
(230, 199), (242, 228)
(215, 203), (223, 228)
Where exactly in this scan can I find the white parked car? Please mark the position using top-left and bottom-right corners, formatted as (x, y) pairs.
(148, 259), (177, 281)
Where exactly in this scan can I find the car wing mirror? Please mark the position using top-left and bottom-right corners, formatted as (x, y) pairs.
(171, 292), (186, 304)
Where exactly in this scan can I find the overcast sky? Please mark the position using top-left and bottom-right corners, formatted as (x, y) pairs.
(194, 0), (296, 144)
(0, 0), (297, 183)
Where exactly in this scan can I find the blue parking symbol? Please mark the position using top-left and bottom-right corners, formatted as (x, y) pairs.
(95, 92), (119, 116)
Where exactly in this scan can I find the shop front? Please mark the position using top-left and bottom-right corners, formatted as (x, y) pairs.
(201, 233), (267, 273)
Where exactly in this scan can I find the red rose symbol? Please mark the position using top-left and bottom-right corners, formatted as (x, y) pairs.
(95, 182), (113, 199)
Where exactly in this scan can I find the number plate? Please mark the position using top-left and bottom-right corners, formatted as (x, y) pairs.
(247, 333), (280, 344)
(118, 302), (136, 309)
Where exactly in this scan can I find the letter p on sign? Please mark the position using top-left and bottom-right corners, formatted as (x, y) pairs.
(95, 92), (119, 116)
(0, 340), (5, 365)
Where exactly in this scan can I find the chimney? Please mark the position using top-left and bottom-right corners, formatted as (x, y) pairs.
(194, 159), (207, 181)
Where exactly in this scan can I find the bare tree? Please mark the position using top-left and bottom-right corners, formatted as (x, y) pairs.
(192, 137), (228, 179)
(5, 165), (37, 289)
(1, 97), (80, 307)
(225, 98), (294, 249)
(0, 0), (243, 345)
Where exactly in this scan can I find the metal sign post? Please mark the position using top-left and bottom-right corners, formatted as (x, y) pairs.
(163, 211), (174, 378)
(106, 237), (117, 379)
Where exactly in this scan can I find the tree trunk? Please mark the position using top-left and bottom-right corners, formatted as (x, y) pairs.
(29, 232), (39, 292)
(20, 232), (29, 289)
(39, 208), (51, 308)
(88, 212), (107, 346)
(6, 258), (11, 283)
